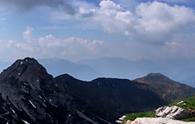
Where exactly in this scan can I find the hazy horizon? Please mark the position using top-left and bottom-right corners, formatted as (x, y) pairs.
(0, 57), (195, 88)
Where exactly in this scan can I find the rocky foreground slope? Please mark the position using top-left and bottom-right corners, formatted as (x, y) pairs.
(0, 57), (194, 124)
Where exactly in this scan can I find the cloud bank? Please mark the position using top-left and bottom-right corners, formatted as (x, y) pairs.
(0, 0), (195, 61)
(0, 31), (103, 61)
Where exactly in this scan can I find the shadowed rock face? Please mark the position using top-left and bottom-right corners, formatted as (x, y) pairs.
(54, 76), (165, 122)
(134, 73), (195, 102)
(0, 58), (166, 124)
(0, 58), (81, 124)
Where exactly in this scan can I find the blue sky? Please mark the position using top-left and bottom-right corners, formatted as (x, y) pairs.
(0, 0), (194, 61)
(0, 0), (195, 84)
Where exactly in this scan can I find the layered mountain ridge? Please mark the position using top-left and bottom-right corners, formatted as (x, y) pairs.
(0, 58), (194, 124)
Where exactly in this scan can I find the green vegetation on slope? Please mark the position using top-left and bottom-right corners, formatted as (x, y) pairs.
(183, 117), (195, 122)
(124, 97), (195, 123)
(177, 96), (195, 122)
(172, 97), (195, 110)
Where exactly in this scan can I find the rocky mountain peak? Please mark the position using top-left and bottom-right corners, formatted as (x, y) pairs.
(0, 57), (52, 79)
(134, 73), (172, 85)
(134, 73), (195, 102)
(144, 73), (170, 80)
(18, 57), (39, 64)
(0, 57), (53, 94)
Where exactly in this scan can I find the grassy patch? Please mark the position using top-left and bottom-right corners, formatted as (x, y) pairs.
(183, 117), (195, 122)
(171, 97), (195, 110)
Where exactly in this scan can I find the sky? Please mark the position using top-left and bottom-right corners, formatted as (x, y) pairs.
(0, 0), (195, 85)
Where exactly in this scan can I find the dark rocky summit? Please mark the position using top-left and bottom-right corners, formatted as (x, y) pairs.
(0, 58), (193, 124)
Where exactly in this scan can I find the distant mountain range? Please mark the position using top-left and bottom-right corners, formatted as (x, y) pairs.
(0, 58), (195, 87)
(36, 58), (195, 87)
(0, 57), (194, 124)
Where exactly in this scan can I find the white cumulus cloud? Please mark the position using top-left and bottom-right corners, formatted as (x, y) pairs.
(0, 28), (104, 61)
(52, 0), (195, 44)
(135, 1), (195, 41)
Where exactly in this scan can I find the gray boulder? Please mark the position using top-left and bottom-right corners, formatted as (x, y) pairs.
(155, 106), (190, 119)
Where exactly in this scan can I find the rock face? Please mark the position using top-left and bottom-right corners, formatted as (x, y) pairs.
(130, 117), (195, 124)
(0, 58), (166, 124)
(155, 106), (190, 120)
(0, 58), (83, 124)
(134, 73), (195, 102)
